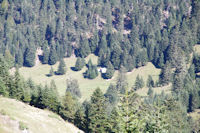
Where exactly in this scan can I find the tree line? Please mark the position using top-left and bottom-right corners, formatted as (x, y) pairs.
(0, 55), (200, 132)
(0, 0), (199, 75)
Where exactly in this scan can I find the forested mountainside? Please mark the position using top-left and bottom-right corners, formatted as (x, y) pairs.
(0, 0), (199, 70)
(0, 0), (200, 133)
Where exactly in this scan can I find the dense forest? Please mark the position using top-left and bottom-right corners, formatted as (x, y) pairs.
(0, 0), (200, 132)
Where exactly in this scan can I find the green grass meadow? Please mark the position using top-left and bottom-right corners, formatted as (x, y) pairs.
(19, 54), (162, 101)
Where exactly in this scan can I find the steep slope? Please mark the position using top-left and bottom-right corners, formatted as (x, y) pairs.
(0, 96), (83, 133)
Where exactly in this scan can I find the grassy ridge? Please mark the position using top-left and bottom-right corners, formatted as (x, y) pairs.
(0, 96), (83, 133)
(19, 54), (161, 101)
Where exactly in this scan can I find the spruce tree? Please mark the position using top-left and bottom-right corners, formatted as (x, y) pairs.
(48, 45), (58, 65)
(74, 57), (85, 71)
(42, 43), (49, 64)
(59, 91), (78, 122)
(159, 61), (172, 86)
(66, 78), (81, 98)
(85, 59), (98, 79)
(24, 46), (36, 67)
(87, 88), (108, 132)
(147, 86), (153, 97)
(15, 50), (23, 67)
(104, 61), (114, 79)
(134, 75), (145, 90)
(56, 58), (66, 75)
(116, 67), (128, 94)
(147, 75), (154, 88)
(49, 66), (54, 77)
(10, 69), (24, 100)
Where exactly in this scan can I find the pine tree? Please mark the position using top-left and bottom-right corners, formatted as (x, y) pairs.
(104, 61), (114, 79)
(188, 64), (196, 80)
(0, 55), (9, 96)
(66, 78), (81, 98)
(87, 88), (108, 132)
(85, 59), (98, 79)
(74, 57), (85, 71)
(159, 61), (172, 85)
(42, 43), (49, 64)
(24, 46), (36, 67)
(104, 84), (119, 106)
(15, 50), (23, 67)
(147, 86), (153, 97)
(116, 67), (128, 94)
(117, 90), (145, 132)
(48, 66), (54, 77)
(59, 91), (78, 122)
(56, 58), (66, 75)
(10, 69), (24, 100)
(74, 107), (86, 131)
(41, 82), (60, 113)
(134, 75), (145, 90)
(147, 75), (154, 88)
(48, 45), (58, 65)
(0, 77), (8, 96)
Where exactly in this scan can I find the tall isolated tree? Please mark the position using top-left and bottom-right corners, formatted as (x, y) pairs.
(74, 57), (85, 71)
(56, 58), (66, 75)
(66, 78), (81, 98)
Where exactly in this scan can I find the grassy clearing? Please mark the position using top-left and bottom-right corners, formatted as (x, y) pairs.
(0, 96), (83, 133)
(188, 109), (200, 120)
(19, 54), (161, 101)
(194, 45), (200, 54)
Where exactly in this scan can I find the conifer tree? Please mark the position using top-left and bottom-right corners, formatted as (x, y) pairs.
(85, 59), (98, 79)
(24, 46), (36, 67)
(74, 57), (85, 71)
(116, 67), (128, 94)
(59, 91), (78, 122)
(147, 75), (154, 88)
(56, 58), (66, 75)
(66, 78), (81, 98)
(134, 75), (145, 90)
(42, 43), (49, 64)
(117, 90), (145, 132)
(147, 86), (153, 97)
(159, 61), (172, 86)
(15, 50), (23, 67)
(10, 69), (24, 100)
(87, 88), (108, 132)
(49, 66), (54, 77)
(48, 45), (58, 65)
(104, 61), (114, 79)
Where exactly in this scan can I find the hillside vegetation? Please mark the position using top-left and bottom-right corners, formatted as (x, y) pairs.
(0, 96), (83, 133)
(0, 0), (200, 132)
(19, 54), (161, 101)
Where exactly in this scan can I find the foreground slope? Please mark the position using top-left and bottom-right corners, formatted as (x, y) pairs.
(0, 96), (83, 133)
